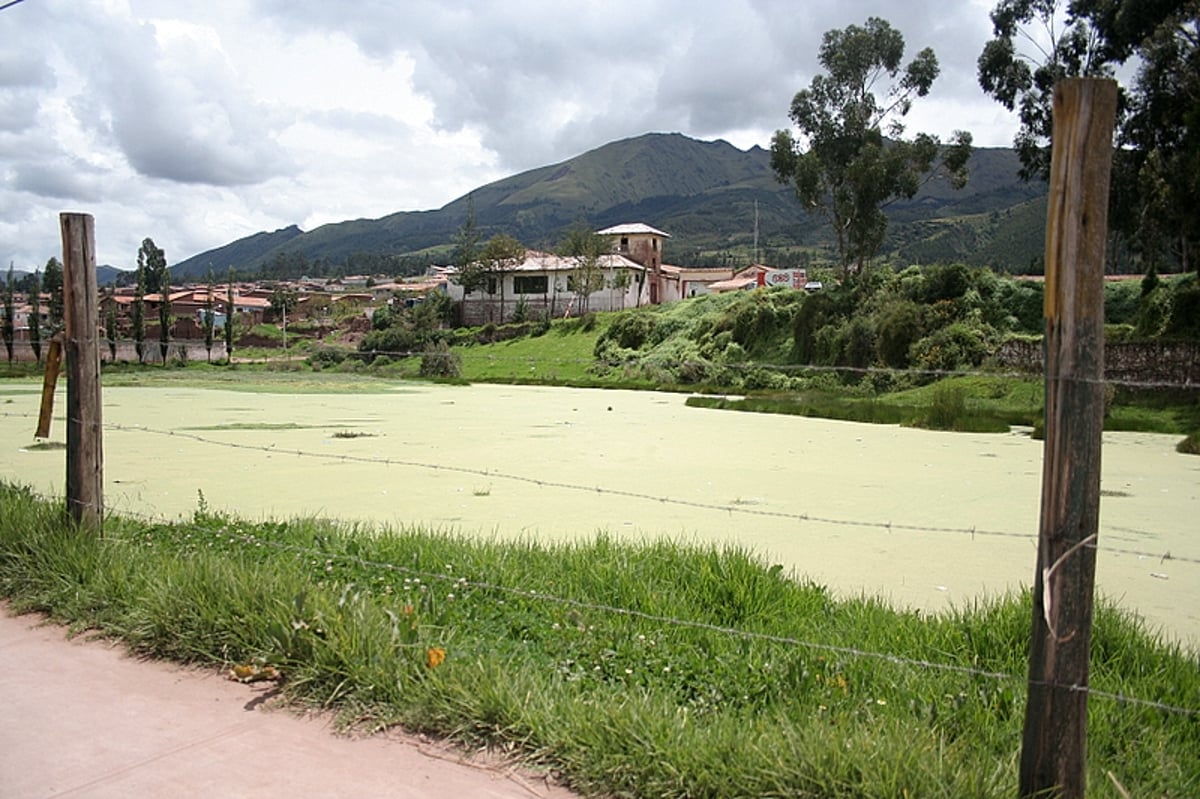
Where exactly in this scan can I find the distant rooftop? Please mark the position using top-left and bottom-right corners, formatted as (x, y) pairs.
(597, 223), (671, 238)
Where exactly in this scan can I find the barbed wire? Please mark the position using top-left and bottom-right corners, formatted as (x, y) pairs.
(10, 486), (1195, 718)
(1, 407), (1197, 567)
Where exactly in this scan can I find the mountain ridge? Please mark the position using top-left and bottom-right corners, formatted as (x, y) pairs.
(173, 132), (1047, 279)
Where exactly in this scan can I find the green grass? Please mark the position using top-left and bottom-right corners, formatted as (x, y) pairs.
(455, 315), (622, 386)
(1, 483), (1196, 798)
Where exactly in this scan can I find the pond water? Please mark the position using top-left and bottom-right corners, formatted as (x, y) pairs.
(3, 382), (1197, 649)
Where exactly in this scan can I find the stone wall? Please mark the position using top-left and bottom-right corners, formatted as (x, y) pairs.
(995, 339), (1200, 386)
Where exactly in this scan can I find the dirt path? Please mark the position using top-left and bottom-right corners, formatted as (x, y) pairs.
(0, 607), (582, 799)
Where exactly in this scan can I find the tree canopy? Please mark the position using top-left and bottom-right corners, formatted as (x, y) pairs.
(978, 0), (1199, 272)
(559, 224), (612, 313)
(771, 17), (972, 277)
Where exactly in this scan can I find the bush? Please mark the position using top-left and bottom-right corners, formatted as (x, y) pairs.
(1163, 280), (1200, 339)
(1177, 432), (1200, 455)
(876, 299), (925, 369)
(922, 382), (968, 430)
(793, 292), (840, 364)
(1133, 286), (1173, 338)
(419, 341), (461, 378)
(597, 312), (656, 352)
(910, 323), (993, 374)
(307, 346), (348, 367)
(920, 263), (972, 303)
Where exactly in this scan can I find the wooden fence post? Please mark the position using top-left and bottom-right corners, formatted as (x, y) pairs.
(1019, 78), (1118, 799)
(60, 212), (104, 531)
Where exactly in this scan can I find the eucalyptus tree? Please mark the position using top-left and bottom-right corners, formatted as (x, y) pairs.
(225, 270), (236, 361)
(771, 17), (972, 278)
(2, 265), (14, 364)
(450, 194), (488, 297)
(133, 259), (146, 363)
(158, 264), (171, 364)
(41, 257), (63, 334)
(559, 224), (612, 313)
(104, 288), (118, 362)
(28, 270), (41, 363)
(203, 270), (216, 362)
(478, 234), (526, 323)
(978, 0), (1199, 272)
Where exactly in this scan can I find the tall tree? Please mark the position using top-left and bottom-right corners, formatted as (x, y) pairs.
(28, 270), (41, 363)
(158, 263), (171, 364)
(225, 270), (236, 361)
(2, 265), (14, 364)
(270, 285), (299, 351)
(104, 287), (118, 363)
(771, 17), (972, 277)
(450, 194), (488, 297)
(559, 224), (612, 314)
(203, 270), (216, 363)
(978, 0), (1199, 272)
(135, 238), (167, 363)
(133, 258), (146, 364)
(977, 0), (1113, 181)
(478, 234), (526, 323)
(1117, 2), (1199, 273)
(41, 257), (63, 334)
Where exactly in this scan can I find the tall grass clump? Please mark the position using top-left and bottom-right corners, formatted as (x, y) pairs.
(1, 482), (1197, 798)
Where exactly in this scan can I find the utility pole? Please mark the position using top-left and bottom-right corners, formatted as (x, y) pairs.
(60, 212), (104, 531)
(1019, 78), (1117, 799)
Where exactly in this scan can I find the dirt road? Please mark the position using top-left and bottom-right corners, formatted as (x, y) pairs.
(0, 608), (581, 798)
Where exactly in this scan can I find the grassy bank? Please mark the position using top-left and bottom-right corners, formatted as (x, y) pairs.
(2, 483), (1196, 798)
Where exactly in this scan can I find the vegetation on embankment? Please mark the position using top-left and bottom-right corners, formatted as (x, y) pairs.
(5, 263), (1196, 441)
(2, 483), (1196, 798)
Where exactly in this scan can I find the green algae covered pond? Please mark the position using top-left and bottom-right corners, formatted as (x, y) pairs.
(2, 381), (1197, 649)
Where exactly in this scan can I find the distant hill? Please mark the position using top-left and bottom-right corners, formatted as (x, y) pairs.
(3, 265), (127, 287)
(173, 133), (1048, 279)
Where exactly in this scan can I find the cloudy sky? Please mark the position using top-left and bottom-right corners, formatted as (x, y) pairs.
(1, 0), (1020, 272)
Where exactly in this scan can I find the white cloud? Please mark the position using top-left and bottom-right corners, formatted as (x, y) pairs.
(0, 0), (1021, 271)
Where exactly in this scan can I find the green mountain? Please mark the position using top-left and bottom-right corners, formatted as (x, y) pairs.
(173, 132), (1048, 278)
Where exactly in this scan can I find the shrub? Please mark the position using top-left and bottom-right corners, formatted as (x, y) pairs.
(1163, 280), (1200, 339)
(922, 382), (968, 430)
(920, 262), (972, 303)
(307, 346), (348, 367)
(793, 292), (840, 364)
(511, 297), (530, 323)
(419, 341), (461, 378)
(1133, 286), (1173, 338)
(597, 312), (656, 352)
(1177, 433), (1200, 455)
(910, 323), (992, 374)
(876, 299), (925, 369)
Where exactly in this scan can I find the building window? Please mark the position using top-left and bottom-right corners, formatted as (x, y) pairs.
(513, 275), (548, 295)
(620, 237), (629, 252)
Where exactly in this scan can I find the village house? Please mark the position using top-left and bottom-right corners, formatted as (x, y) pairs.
(446, 222), (756, 325)
(445, 249), (648, 326)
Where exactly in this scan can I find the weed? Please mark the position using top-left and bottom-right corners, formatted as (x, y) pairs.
(0, 483), (1196, 799)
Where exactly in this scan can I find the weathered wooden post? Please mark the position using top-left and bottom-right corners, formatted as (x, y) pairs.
(1019, 78), (1118, 799)
(60, 212), (104, 531)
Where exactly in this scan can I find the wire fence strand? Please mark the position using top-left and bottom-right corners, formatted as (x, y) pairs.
(54, 495), (1200, 718)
